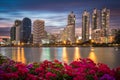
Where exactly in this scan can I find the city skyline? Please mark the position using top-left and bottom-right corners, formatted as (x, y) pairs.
(0, 0), (120, 36)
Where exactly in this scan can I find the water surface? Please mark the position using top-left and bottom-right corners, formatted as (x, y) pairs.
(0, 47), (120, 68)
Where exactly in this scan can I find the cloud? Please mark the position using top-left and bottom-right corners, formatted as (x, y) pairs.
(0, 27), (10, 36)
(0, 18), (11, 20)
(0, 0), (120, 34)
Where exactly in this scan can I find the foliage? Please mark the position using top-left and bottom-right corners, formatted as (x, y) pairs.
(0, 55), (120, 80)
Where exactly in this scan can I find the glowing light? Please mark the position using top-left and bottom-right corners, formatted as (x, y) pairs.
(21, 48), (26, 63)
(74, 47), (80, 60)
(63, 41), (66, 44)
(21, 42), (24, 45)
(62, 47), (68, 63)
(91, 39), (94, 43)
(88, 47), (97, 63)
(12, 47), (26, 63)
(76, 40), (79, 43)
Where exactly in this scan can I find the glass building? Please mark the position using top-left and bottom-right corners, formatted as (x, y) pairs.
(82, 10), (90, 42)
(10, 26), (16, 42)
(20, 17), (31, 43)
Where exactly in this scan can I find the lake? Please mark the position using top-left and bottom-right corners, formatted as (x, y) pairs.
(0, 47), (120, 68)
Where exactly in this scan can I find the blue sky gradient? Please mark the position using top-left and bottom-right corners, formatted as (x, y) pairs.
(0, 0), (120, 35)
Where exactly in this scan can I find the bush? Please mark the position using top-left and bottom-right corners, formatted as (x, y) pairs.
(0, 55), (119, 80)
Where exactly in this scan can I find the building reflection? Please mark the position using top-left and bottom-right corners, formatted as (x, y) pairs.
(88, 47), (97, 63)
(62, 47), (68, 63)
(12, 47), (26, 63)
(56, 48), (63, 61)
(74, 47), (81, 60)
(40, 47), (50, 61)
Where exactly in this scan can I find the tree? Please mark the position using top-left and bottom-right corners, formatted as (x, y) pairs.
(114, 30), (120, 44)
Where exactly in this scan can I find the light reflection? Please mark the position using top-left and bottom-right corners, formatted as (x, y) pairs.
(62, 47), (68, 63)
(74, 47), (81, 60)
(40, 48), (50, 61)
(21, 48), (26, 63)
(12, 48), (17, 61)
(88, 47), (97, 63)
(12, 47), (26, 63)
(56, 48), (63, 61)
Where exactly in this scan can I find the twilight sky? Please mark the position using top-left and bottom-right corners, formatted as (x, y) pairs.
(0, 0), (120, 36)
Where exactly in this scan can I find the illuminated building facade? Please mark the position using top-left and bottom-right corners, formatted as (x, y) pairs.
(91, 8), (111, 43)
(91, 8), (100, 42)
(15, 20), (22, 43)
(101, 8), (110, 43)
(61, 11), (76, 43)
(82, 10), (90, 42)
(61, 28), (68, 42)
(67, 11), (76, 43)
(33, 20), (45, 44)
(101, 8), (110, 37)
(68, 11), (75, 25)
(67, 25), (75, 43)
(92, 8), (100, 30)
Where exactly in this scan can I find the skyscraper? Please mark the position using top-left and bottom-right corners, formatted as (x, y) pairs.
(82, 10), (90, 42)
(67, 11), (76, 43)
(101, 8), (110, 36)
(68, 11), (75, 25)
(10, 26), (16, 42)
(91, 8), (100, 40)
(33, 20), (45, 44)
(20, 17), (31, 43)
(92, 8), (100, 30)
(15, 20), (22, 43)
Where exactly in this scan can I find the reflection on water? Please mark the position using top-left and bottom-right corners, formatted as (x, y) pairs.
(12, 47), (26, 63)
(62, 47), (68, 63)
(88, 47), (97, 63)
(74, 47), (80, 60)
(56, 48), (63, 61)
(41, 47), (50, 61)
(0, 47), (120, 68)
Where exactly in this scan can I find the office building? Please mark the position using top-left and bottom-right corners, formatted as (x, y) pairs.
(92, 8), (100, 30)
(91, 8), (100, 41)
(68, 11), (76, 25)
(10, 26), (16, 42)
(20, 17), (31, 43)
(33, 20), (45, 44)
(82, 10), (90, 42)
(101, 8), (110, 36)
(15, 20), (22, 43)
(67, 11), (76, 43)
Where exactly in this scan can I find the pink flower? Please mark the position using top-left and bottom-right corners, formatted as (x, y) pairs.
(45, 72), (56, 79)
(26, 74), (38, 80)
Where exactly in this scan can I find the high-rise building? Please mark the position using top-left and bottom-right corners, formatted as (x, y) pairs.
(82, 10), (90, 42)
(67, 11), (76, 43)
(68, 11), (76, 25)
(15, 20), (22, 43)
(20, 17), (31, 43)
(92, 8), (100, 30)
(101, 8), (110, 36)
(61, 28), (68, 42)
(91, 8), (100, 40)
(33, 20), (45, 44)
(67, 25), (75, 42)
(10, 26), (16, 42)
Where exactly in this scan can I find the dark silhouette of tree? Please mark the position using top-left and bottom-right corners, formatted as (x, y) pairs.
(114, 30), (120, 44)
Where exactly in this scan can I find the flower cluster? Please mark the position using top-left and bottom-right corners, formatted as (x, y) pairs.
(0, 54), (120, 80)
